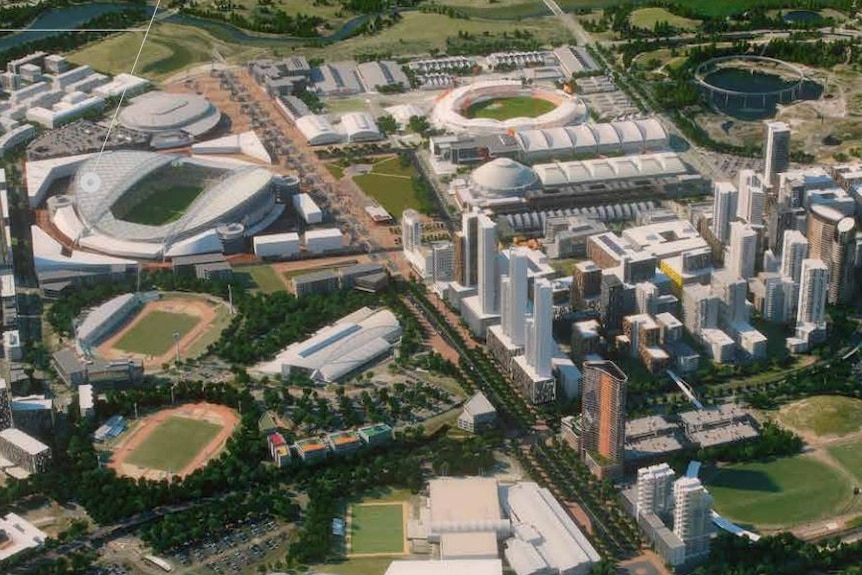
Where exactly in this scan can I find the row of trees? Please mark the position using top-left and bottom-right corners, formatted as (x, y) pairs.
(139, 489), (299, 553)
(695, 531), (862, 575)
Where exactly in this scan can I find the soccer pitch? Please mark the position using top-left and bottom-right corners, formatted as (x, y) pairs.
(349, 503), (405, 555)
(465, 96), (556, 120)
(114, 310), (199, 356)
(119, 184), (205, 226)
(125, 416), (222, 472)
(704, 455), (852, 527)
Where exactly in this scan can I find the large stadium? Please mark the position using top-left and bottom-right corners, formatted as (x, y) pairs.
(431, 80), (588, 135)
(49, 150), (280, 259)
(118, 92), (222, 137)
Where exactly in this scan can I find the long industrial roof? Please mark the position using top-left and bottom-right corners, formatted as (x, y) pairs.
(534, 152), (688, 187)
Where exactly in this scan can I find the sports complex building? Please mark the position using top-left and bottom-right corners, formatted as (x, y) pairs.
(430, 80), (588, 135)
(256, 307), (402, 382)
(118, 92), (222, 138)
(43, 150), (280, 259)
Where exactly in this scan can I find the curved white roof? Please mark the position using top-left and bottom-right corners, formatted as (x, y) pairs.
(341, 111), (381, 142)
(564, 125), (598, 154)
(431, 80), (587, 135)
(258, 307), (401, 382)
(119, 92), (221, 136)
(534, 152), (688, 188)
(613, 120), (644, 146)
(77, 293), (137, 343)
(589, 123), (620, 148)
(296, 114), (342, 145)
(635, 118), (667, 144)
(71, 151), (273, 245)
(471, 158), (538, 194)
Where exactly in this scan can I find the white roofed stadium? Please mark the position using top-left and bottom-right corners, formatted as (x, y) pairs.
(431, 80), (587, 135)
(118, 92), (222, 137)
(48, 151), (279, 259)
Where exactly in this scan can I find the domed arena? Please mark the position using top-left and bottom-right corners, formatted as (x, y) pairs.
(431, 80), (587, 135)
(118, 92), (222, 137)
(49, 151), (279, 259)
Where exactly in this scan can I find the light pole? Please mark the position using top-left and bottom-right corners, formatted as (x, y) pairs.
(173, 331), (181, 366)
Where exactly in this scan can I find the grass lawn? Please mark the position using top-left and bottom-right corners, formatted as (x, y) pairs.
(68, 22), (277, 79)
(234, 264), (285, 294)
(629, 7), (700, 30)
(118, 185), (204, 225)
(465, 96), (556, 121)
(371, 156), (416, 178)
(126, 415), (222, 472)
(778, 396), (862, 437)
(115, 310), (199, 356)
(349, 503), (404, 554)
(312, 558), (395, 575)
(829, 439), (862, 484)
(703, 456), (852, 527)
(325, 163), (345, 180)
(352, 156), (424, 216)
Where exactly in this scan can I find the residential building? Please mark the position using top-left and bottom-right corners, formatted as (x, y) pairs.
(764, 121), (790, 188)
(580, 360), (627, 478)
(682, 284), (718, 337)
(737, 169), (765, 225)
(727, 221), (757, 280)
(780, 230), (808, 282)
(672, 477), (713, 561)
(401, 209), (423, 253)
(478, 213), (498, 315)
(711, 181), (738, 243)
(636, 463), (676, 517)
(357, 423), (393, 447)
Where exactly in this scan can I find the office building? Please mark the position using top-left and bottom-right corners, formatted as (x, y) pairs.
(401, 209), (423, 253)
(764, 121), (791, 188)
(502, 248), (529, 346)
(682, 284), (718, 337)
(430, 241), (455, 282)
(0, 428), (51, 474)
(711, 181), (738, 243)
(807, 203), (857, 304)
(529, 279), (553, 374)
(712, 270), (749, 325)
(457, 392), (497, 433)
(572, 260), (602, 308)
(672, 477), (713, 560)
(455, 209), (480, 286)
(478, 214), (498, 315)
(797, 258), (828, 327)
(727, 221), (757, 280)
(737, 169), (765, 225)
(636, 463), (676, 517)
(780, 230), (808, 282)
(580, 360), (627, 478)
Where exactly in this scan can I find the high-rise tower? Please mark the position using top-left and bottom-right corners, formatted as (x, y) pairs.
(764, 121), (791, 188)
(580, 360), (627, 477)
(711, 181), (738, 243)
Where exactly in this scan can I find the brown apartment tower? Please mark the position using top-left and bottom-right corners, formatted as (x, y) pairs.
(580, 360), (628, 479)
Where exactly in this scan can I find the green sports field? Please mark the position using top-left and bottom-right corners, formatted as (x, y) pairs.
(778, 396), (862, 437)
(465, 97), (556, 121)
(352, 157), (425, 216)
(114, 310), (199, 356)
(125, 416), (223, 472)
(828, 439), (862, 484)
(704, 455), (852, 527)
(119, 185), (204, 226)
(349, 503), (404, 554)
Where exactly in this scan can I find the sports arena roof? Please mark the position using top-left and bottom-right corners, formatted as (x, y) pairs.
(431, 80), (587, 134)
(296, 114), (342, 146)
(48, 151), (276, 259)
(471, 158), (539, 196)
(76, 292), (137, 345)
(258, 307), (401, 382)
(119, 91), (221, 136)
